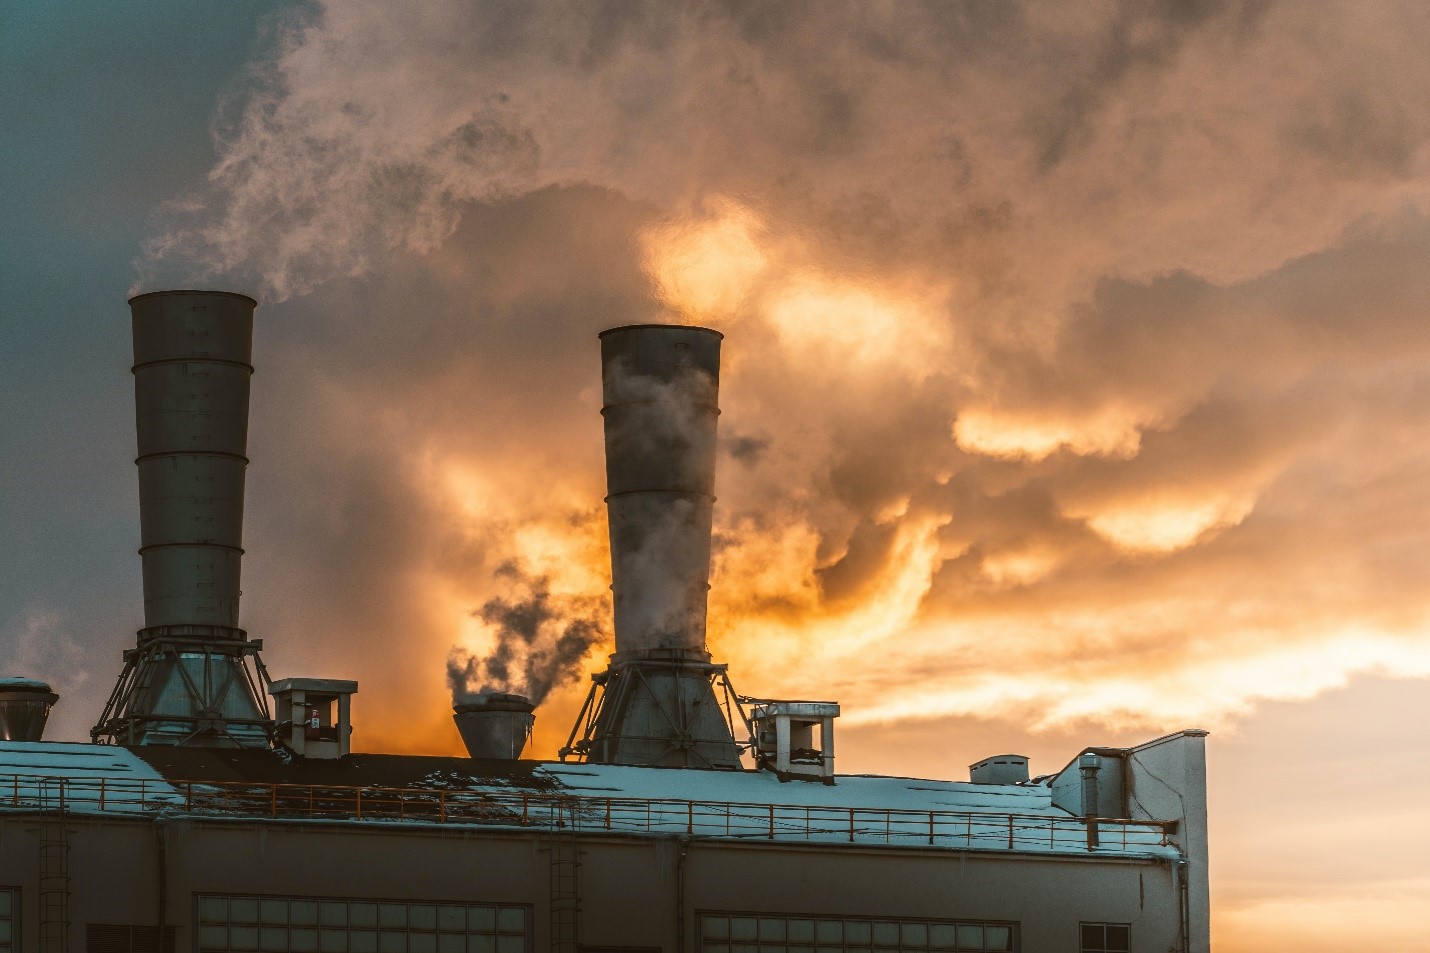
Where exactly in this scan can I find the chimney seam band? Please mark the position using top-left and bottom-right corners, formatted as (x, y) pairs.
(133, 357), (255, 374)
(601, 402), (720, 416)
(604, 489), (716, 501)
(136, 450), (250, 465)
(137, 542), (245, 556)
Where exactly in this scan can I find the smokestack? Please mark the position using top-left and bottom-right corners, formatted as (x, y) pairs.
(0, 678), (58, 742)
(454, 693), (535, 760)
(562, 325), (743, 769)
(601, 324), (721, 656)
(92, 290), (273, 748)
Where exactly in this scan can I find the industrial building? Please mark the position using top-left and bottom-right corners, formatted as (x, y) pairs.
(0, 292), (1210, 953)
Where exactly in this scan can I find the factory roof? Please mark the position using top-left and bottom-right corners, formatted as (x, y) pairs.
(0, 742), (1177, 860)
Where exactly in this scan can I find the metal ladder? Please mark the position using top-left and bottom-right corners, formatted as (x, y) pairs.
(548, 798), (581, 953)
(37, 780), (72, 953)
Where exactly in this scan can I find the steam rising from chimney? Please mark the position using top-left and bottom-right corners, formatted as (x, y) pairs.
(447, 562), (607, 707)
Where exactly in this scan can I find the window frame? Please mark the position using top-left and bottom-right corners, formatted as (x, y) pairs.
(695, 910), (1020, 953)
(192, 893), (533, 953)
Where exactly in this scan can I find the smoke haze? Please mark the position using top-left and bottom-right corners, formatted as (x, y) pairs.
(134, 0), (1430, 744)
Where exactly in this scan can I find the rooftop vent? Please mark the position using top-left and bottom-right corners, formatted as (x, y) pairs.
(752, 700), (839, 783)
(454, 692), (535, 760)
(270, 679), (357, 760)
(969, 754), (1030, 785)
(0, 678), (58, 742)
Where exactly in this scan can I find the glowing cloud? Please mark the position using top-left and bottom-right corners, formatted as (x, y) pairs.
(641, 199), (768, 321)
(953, 406), (1147, 461)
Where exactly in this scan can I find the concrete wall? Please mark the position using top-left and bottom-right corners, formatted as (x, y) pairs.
(1124, 731), (1210, 953)
(0, 812), (1189, 953)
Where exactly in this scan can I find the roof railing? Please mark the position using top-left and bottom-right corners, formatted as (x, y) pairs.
(0, 773), (1175, 855)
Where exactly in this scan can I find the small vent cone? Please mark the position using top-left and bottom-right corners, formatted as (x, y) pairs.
(0, 678), (58, 742)
(453, 692), (535, 760)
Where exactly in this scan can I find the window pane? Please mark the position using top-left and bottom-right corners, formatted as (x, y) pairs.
(379, 906), (407, 929)
(468, 909), (495, 933)
(787, 922), (814, 944)
(954, 924), (983, 950)
(350, 932), (378, 953)
(704, 918), (731, 940)
(231, 926), (260, 951)
(845, 922), (872, 944)
(438, 936), (465, 953)
(815, 922), (843, 944)
(261, 927), (289, 951)
(495, 937), (523, 953)
(410, 934), (437, 953)
(0, 892), (11, 915)
(261, 900), (289, 924)
(984, 927), (1012, 952)
(410, 906), (437, 931)
(199, 926), (228, 949)
(930, 926), (957, 950)
(759, 919), (787, 941)
(378, 933), (407, 953)
(351, 905), (378, 929)
(901, 924), (928, 947)
(232, 901), (261, 925)
(872, 923), (900, 947)
(496, 908), (524, 933)
(319, 930), (349, 953)
(292, 902), (319, 927)
(732, 919), (758, 942)
(1105, 925), (1129, 952)
(321, 904), (349, 928)
(1080, 924), (1104, 951)
(293, 929), (320, 952)
(467, 936), (495, 953)
(201, 898), (229, 923)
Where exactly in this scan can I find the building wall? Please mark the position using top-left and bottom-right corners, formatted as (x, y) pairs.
(0, 813), (1188, 953)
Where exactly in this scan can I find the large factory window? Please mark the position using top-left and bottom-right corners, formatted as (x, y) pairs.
(196, 896), (529, 953)
(698, 914), (1016, 952)
(0, 889), (15, 953)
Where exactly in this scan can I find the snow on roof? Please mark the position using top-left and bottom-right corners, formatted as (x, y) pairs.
(0, 741), (183, 812)
(537, 762), (1053, 814)
(0, 743), (1176, 859)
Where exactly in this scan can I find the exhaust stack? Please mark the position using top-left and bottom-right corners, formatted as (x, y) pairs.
(562, 325), (744, 769)
(454, 693), (536, 760)
(92, 290), (273, 748)
(0, 679), (58, 742)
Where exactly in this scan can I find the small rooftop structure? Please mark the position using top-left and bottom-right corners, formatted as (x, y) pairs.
(453, 692), (535, 760)
(970, 754), (1030, 785)
(751, 700), (839, 783)
(270, 678), (357, 759)
(0, 678), (58, 743)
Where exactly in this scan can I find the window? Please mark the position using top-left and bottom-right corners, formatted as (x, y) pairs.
(197, 896), (529, 953)
(1079, 923), (1129, 953)
(698, 914), (1015, 952)
(0, 890), (15, 953)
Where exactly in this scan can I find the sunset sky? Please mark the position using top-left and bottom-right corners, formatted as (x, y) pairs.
(5, 3), (1430, 949)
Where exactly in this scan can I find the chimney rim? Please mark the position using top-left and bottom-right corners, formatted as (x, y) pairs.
(598, 323), (723, 341)
(128, 289), (259, 308)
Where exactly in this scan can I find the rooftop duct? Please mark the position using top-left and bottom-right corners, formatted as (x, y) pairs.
(562, 325), (746, 769)
(0, 678), (58, 742)
(970, 754), (1030, 785)
(454, 693), (535, 760)
(92, 290), (273, 748)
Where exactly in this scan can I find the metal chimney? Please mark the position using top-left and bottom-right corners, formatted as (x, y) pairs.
(561, 325), (745, 769)
(92, 290), (273, 748)
(0, 678), (58, 742)
(454, 693), (536, 760)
